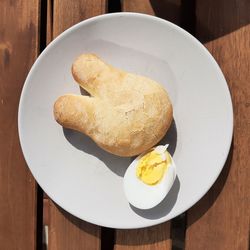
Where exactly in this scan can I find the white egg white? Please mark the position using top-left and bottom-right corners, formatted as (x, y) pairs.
(123, 144), (176, 209)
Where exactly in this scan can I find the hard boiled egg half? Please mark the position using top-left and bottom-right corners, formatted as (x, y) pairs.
(123, 145), (176, 209)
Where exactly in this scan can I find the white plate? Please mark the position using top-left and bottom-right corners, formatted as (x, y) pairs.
(18, 13), (233, 229)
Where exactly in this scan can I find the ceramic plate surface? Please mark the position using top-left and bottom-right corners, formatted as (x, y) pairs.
(18, 13), (233, 229)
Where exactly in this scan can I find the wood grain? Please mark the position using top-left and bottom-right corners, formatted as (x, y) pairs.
(48, 201), (100, 250)
(185, 0), (250, 249)
(53, 0), (107, 38)
(123, 0), (154, 15)
(47, 1), (107, 249)
(115, 223), (171, 250)
(123, 0), (181, 24)
(46, 0), (53, 45)
(115, 1), (183, 249)
(0, 0), (39, 249)
(43, 198), (49, 226)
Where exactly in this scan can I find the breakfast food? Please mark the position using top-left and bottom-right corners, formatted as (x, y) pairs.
(54, 54), (173, 157)
(136, 148), (172, 185)
(123, 145), (176, 209)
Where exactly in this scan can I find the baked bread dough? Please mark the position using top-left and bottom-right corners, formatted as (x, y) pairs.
(54, 54), (173, 156)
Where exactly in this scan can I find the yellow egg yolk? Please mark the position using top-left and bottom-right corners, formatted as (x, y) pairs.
(136, 150), (171, 185)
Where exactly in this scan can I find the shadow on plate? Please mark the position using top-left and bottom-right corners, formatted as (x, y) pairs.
(129, 119), (177, 163)
(63, 118), (177, 177)
(63, 128), (130, 177)
(159, 119), (177, 156)
(130, 176), (180, 220)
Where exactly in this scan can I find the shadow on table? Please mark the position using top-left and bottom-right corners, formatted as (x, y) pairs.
(150, 0), (181, 25)
(194, 1), (250, 43)
(149, 0), (250, 44)
(186, 140), (234, 226)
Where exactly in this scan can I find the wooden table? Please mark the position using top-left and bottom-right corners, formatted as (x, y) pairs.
(0, 0), (249, 249)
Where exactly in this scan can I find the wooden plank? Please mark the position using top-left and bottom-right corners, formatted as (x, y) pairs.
(47, 1), (106, 249)
(123, 0), (181, 24)
(43, 198), (49, 226)
(49, 200), (100, 250)
(53, 0), (107, 38)
(185, 1), (250, 249)
(123, 0), (154, 15)
(115, 1), (183, 249)
(46, 0), (53, 45)
(0, 0), (39, 249)
(115, 223), (171, 250)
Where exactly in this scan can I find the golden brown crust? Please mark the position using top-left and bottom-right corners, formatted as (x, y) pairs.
(54, 54), (173, 156)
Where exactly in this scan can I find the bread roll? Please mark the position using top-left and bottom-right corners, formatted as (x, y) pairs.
(54, 54), (173, 156)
